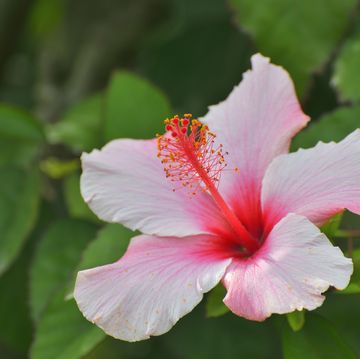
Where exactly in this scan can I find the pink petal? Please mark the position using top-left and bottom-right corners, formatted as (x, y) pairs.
(262, 130), (360, 232)
(200, 53), (309, 235)
(223, 214), (352, 321)
(74, 234), (231, 341)
(81, 138), (229, 237)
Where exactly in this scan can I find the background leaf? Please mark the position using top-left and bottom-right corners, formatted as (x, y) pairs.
(286, 311), (305, 332)
(31, 223), (133, 359)
(31, 290), (105, 359)
(63, 172), (99, 223)
(281, 313), (356, 359)
(138, 0), (253, 115)
(40, 158), (79, 179)
(104, 71), (171, 141)
(332, 26), (360, 103)
(166, 305), (281, 358)
(0, 105), (44, 166)
(0, 244), (33, 354)
(47, 94), (104, 153)
(229, 0), (356, 94)
(292, 106), (360, 150)
(321, 213), (343, 239)
(205, 284), (229, 318)
(0, 167), (41, 275)
(319, 293), (360, 356)
(66, 223), (132, 299)
(30, 219), (98, 322)
(340, 248), (360, 294)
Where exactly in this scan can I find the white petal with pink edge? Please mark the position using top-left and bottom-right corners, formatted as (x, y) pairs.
(81, 138), (229, 237)
(74, 234), (231, 341)
(200, 53), (309, 233)
(222, 213), (352, 321)
(262, 130), (360, 231)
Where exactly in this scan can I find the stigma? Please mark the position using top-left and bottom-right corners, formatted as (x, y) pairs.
(157, 114), (227, 195)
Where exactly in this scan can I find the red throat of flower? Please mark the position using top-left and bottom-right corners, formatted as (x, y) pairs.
(157, 114), (260, 254)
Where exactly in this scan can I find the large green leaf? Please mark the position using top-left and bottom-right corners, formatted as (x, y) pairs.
(167, 304), (280, 358)
(349, 249), (360, 286)
(66, 223), (132, 298)
(319, 293), (360, 356)
(321, 213), (343, 239)
(340, 248), (360, 294)
(0, 105), (44, 166)
(31, 291), (105, 359)
(75, 224), (132, 270)
(281, 313), (356, 359)
(229, 0), (356, 94)
(138, 1), (253, 116)
(47, 94), (104, 153)
(63, 172), (99, 223)
(104, 71), (171, 141)
(332, 27), (360, 103)
(30, 219), (98, 322)
(0, 167), (41, 275)
(31, 224), (133, 359)
(0, 243), (33, 354)
(292, 106), (360, 150)
(205, 284), (229, 318)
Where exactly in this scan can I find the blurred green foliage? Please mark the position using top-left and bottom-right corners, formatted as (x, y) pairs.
(0, 0), (360, 358)
(286, 310), (305, 332)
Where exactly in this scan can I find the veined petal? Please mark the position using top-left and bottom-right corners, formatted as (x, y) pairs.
(223, 214), (352, 321)
(262, 130), (360, 232)
(200, 53), (309, 235)
(81, 138), (229, 237)
(74, 234), (231, 341)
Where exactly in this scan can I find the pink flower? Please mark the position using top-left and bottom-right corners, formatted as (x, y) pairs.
(74, 54), (357, 342)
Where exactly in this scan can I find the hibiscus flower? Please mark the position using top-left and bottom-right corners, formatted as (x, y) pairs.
(74, 54), (357, 342)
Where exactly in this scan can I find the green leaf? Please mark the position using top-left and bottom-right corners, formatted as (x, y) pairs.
(0, 104), (44, 166)
(104, 71), (171, 141)
(321, 212), (343, 239)
(281, 313), (356, 359)
(76, 224), (131, 270)
(31, 224), (133, 359)
(332, 28), (360, 103)
(286, 310), (305, 332)
(205, 284), (229, 318)
(340, 248), (360, 294)
(318, 291), (360, 355)
(47, 94), (104, 153)
(340, 283), (360, 294)
(30, 219), (98, 322)
(40, 157), (79, 179)
(0, 167), (41, 275)
(292, 106), (360, 150)
(0, 244), (33, 353)
(138, 12), (253, 115)
(351, 248), (360, 285)
(167, 305), (279, 359)
(229, 0), (356, 94)
(31, 291), (105, 359)
(63, 172), (99, 223)
(29, 0), (64, 40)
(66, 223), (132, 299)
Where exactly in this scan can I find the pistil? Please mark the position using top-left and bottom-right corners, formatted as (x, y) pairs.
(157, 115), (260, 254)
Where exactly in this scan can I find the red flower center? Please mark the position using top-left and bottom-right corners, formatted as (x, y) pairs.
(157, 115), (261, 256)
